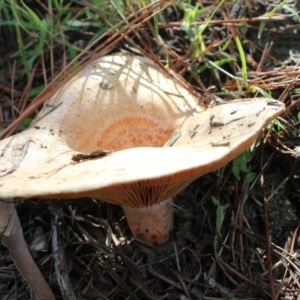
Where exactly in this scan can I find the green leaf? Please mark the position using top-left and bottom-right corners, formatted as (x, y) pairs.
(290, 87), (300, 95)
(20, 0), (49, 33)
(258, 21), (266, 40)
(250, 85), (272, 98)
(282, 5), (300, 23)
(211, 196), (219, 206)
(212, 196), (230, 238)
(29, 85), (45, 97)
(245, 172), (256, 183)
(18, 118), (33, 130)
(216, 206), (230, 238)
(232, 151), (251, 180)
(235, 36), (247, 84)
(269, 119), (288, 136)
(195, 57), (234, 74)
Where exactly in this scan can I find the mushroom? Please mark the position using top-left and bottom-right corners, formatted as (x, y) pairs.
(0, 55), (285, 252)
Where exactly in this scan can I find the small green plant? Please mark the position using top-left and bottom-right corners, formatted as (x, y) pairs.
(269, 118), (288, 136)
(180, 1), (224, 58)
(212, 196), (230, 238)
(232, 148), (256, 182)
(250, 85), (272, 98)
(0, 0), (125, 80)
(235, 35), (247, 85)
(18, 118), (33, 130)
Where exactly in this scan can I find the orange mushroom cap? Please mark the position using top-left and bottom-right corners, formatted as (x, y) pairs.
(0, 54), (285, 244)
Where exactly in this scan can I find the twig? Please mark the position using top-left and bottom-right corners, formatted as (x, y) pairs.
(51, 211), (76, 300)
(259, 141), (276, 299)
(275, 222), (300, 298)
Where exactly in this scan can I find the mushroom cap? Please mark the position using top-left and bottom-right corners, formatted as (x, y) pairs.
(0, 54), (285, 207)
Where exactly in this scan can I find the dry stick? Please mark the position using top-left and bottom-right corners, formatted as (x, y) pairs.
(218, 258), (272, 298)
(278, 70), (300, 105)
(158, 15), (286, 29)
(234, 180), (246, 270)
(102, 260), (140, 300)
(256, 42), (273, 73)
(0, 200), (55, 300)
(51, 211), (76, 300)
(275, 221), (300, 298)
(19, 63), (38, 114)
(259, 141), (276, 299)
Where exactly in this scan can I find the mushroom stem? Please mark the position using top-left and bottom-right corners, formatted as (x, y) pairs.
(0, 200), (55, 300)
(122, 198), (173, 244)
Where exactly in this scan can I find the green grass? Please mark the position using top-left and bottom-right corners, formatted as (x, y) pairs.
(0, 0), (276, 106)
(0, 0), (127, 90)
